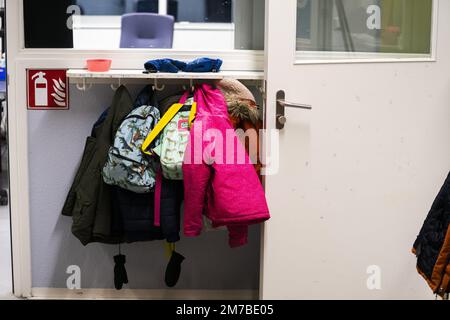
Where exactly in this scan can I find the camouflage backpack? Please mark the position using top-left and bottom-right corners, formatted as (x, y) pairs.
(102, 105), (161, 193)
(141, 94), (196, 180)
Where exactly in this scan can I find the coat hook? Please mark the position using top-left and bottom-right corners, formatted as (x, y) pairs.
(75, 82), (84, 91)
(111, 78), (121, 91)
(183, 79), (194, 91)
(76, 78), (92, 91)
(153, 78), (165, 91)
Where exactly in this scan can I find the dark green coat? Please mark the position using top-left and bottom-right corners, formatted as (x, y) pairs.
(62, 86), (133, 245)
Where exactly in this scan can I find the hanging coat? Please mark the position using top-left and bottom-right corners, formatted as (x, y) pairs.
(182, 84), (270, 248)
(62, 86), (134, 245)
(413, 172), (450, 298)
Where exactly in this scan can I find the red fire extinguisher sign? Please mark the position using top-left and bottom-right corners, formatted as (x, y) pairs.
(27, 69), (69, 110)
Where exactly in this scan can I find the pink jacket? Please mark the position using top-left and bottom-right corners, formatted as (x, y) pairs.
(183, 84), (270, 247)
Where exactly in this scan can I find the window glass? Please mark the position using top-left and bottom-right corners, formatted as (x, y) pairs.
(24, 0), (74, 48)
(296, 0), (433, 55)
(75, 0), (158, 15)
(74, 0), (232, 21)
(168, 0), (232, 23)
(23, 0), (264, 50)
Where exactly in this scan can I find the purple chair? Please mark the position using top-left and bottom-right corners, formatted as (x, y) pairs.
(120, 13), (174, 49)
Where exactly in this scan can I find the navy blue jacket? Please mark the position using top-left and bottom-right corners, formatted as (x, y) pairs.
(111, 178), (183, 243)
(115, 86), (183, 243)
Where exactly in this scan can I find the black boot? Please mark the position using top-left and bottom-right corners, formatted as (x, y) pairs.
(165, 251), (185, 288)
(114, 254), (129, 290)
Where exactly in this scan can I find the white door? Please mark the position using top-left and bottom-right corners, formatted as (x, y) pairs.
(262, 0), (450, 299)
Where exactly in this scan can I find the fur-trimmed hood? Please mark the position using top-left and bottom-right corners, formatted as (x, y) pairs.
(216, 79), (263, 174)
(216, 79), (261, 126)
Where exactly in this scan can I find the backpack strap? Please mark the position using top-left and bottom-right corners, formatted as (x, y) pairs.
(181, 90), (197, 128)
(141, 92), (197, 155)
(188, 102), (197, 128)
(141, 102), (185, 155)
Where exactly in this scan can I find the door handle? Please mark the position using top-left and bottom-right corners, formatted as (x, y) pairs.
(276, 90), (312, 129)
(277, 100), (312, 110)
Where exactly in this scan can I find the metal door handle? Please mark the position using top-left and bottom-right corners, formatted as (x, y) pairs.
(276, 90), (311, 130)
(277, 99), (312, 110)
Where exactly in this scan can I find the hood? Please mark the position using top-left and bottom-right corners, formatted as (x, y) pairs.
(215, 79), (260, 125)
(194, 83), (229, 118)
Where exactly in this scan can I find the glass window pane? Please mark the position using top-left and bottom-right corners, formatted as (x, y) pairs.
(168, 0), (232, 23)
(24, 0), (74, 48)
(23, 0), (264, 51)
(296, 0), (433, 54)
(75, 0), (158, 15)
(70, 0), (232, 22)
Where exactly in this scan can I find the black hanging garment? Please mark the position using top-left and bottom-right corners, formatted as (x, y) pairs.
(62, 86), (134, 245)
(413, 172), (450, 298)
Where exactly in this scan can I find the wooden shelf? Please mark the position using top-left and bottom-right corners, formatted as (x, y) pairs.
(67, 69), (264, 82)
